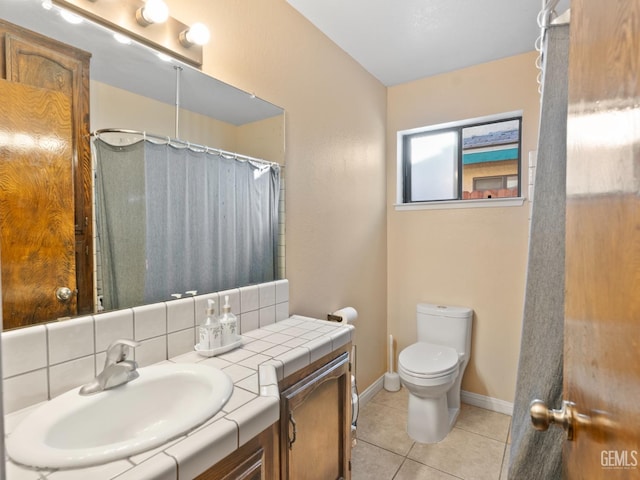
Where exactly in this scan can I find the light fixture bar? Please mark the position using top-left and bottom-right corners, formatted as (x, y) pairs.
(53, 0), (204, 67)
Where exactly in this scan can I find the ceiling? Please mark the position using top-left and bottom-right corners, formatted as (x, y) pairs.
(286, 0), (570, 86)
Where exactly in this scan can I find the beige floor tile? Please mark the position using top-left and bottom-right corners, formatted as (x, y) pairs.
(394, 459), (460, 480)
(351, 440), (404, 480)
(455, 404), (511, 442)
(369, 386), (409, 412)
(408, 427), (504, 480)
(357, 402), (415, 456)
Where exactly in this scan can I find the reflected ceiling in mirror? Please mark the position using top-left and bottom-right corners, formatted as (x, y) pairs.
(3, 0), (284, 131)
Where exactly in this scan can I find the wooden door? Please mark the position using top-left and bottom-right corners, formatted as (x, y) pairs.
(0, 20), (93, 325)
(281, 353), (350, 480)
(563, 0), (640, 476)
(0, 79), (77, 325)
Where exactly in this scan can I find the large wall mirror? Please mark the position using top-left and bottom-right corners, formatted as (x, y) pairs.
(1, 0), (285, 331)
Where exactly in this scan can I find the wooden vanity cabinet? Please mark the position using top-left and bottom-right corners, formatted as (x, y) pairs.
(279, 348), (352, 480)
(197, 344), (352, 480)
(195, 423), (279, 480)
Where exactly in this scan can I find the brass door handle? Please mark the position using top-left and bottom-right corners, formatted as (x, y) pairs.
(530, 399), (595, 441)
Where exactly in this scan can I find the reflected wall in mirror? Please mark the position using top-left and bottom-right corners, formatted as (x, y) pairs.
(0, 0), (285, 330)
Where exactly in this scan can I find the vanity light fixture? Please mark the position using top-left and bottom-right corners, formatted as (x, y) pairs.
(53, 0), (207, 67)
(136, 0), (169, 26)
(178, 23), (210, 47)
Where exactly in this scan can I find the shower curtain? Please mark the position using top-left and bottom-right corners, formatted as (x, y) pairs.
(95, 138), (280, 310)
(508, 23), (569, 480)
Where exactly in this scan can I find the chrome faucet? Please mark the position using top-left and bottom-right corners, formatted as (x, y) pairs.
(79, 339), (141, 395)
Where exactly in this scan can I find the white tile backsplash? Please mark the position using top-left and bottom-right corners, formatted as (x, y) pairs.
(166, 298), (195, 333)
(275, 279), (289, 303)
(3, 369), (48, 414)
(259, 306), (276, 327)
(275, 302), (289, 322)
(258, 282), (276, 307)
(167, 328), (196, 358)
(95, 310), (134, 352)
(135, 336), (168, 367)
(48, 355), (95, 398)
(133, 303), (167, 341)
(239, 285), (259, 313)
(2, 279), (289, 413)
(241, 310), (259, 333)
(2, 325), (47, 378)
(47, 316), (94, 365)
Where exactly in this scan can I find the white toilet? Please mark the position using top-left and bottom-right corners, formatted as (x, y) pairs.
(398, 303), (473, 443)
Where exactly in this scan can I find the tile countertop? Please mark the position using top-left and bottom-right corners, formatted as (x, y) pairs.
(5, 315), (355, 480)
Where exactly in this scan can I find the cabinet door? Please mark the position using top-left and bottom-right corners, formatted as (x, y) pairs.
(195, 423), (278, 480)
(281, 352), (351, 480)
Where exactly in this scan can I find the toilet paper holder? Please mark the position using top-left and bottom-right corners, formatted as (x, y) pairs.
(327, 306), (358, 324)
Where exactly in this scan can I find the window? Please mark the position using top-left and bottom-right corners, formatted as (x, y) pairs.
(399, 114), (522, 204)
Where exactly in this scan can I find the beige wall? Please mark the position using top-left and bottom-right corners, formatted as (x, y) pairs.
(387, 52), (540, 402)
(166, 0), (388, 389)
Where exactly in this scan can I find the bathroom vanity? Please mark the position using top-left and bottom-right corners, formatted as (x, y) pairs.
(4, 311), (354, 480)
(196, 343), (351, 480)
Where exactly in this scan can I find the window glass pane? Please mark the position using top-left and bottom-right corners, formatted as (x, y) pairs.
(474, 176), (504, 191)
(461, 119), (520, 200)
(409, 131), (458, 201)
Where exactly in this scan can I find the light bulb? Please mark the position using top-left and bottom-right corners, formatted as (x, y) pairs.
(114, 33), (131, 45)
(136, 0), (169, 26)
(179, 23), (210, 47)
(61, 10), (83, 24)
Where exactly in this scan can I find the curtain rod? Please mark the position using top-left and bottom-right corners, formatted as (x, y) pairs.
(91, 128), (282, 168)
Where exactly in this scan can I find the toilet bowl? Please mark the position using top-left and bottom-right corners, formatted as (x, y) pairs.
(398, 303), (472, 443)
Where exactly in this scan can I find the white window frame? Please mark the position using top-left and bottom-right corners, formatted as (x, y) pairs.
(395, 110), (526, 211)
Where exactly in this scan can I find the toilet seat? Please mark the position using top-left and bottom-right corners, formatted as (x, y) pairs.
(399, 342), (459, 379)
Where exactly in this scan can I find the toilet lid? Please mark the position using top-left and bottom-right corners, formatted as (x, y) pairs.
(399, 342), (458, 377)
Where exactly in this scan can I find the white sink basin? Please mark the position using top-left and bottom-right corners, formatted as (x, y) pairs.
(7, 362), (233, 469)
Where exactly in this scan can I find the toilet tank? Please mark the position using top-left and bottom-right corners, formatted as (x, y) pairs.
(416, 303), (473, 361)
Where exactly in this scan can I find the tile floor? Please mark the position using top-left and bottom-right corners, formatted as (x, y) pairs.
(352, 387), (511, 480)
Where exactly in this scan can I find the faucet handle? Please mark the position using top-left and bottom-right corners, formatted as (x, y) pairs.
(105, 339), (141, 365)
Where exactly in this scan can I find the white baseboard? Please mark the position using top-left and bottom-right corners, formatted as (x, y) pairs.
(461, 390), (513, 416)
(355, 376), (513, 416)
(357, 375), (384, 409)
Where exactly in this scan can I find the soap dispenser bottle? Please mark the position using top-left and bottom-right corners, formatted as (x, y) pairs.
(198, 299), (221, 351)
(219, 295), (238, 346)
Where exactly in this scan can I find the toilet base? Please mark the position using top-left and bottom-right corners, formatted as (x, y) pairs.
(406, 394), (460, 444)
